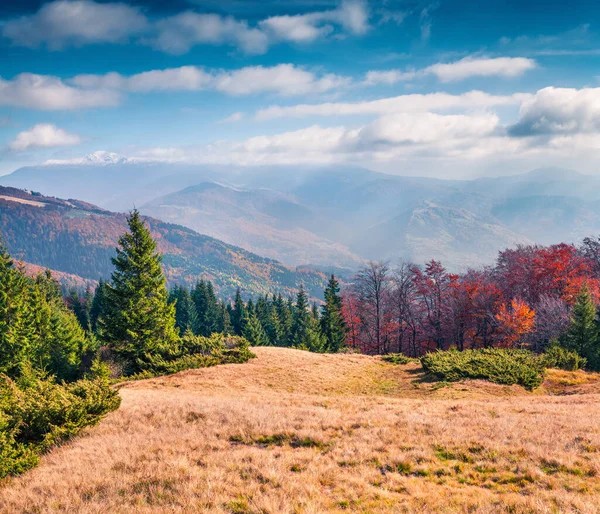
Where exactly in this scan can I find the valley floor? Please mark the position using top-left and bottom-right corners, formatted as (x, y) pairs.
(2, 348), (600, 513)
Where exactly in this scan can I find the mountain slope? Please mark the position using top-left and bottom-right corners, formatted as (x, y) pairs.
(0, 187), (328, 299)
(5, 160), (600, 271)
(141, 182), (363, 268)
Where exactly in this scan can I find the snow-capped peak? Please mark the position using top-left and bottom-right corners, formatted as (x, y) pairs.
(43, 151), (132, 166)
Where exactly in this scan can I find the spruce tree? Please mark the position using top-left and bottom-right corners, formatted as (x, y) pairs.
(90, 279), (108, 334)
(292, 286), (310, 347)
(321, 274), (347, 352)
(170, 285), (199, 336)
(243, 312), (269, 346)
(0, 242), (33, 377)
(217, 303), (232, 334)
(101, 210), (178, 371)
(231, 288), (246, 336)
(564, 285), (600, 369)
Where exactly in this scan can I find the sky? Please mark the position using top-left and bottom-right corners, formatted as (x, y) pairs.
(1, 0), (600, 177)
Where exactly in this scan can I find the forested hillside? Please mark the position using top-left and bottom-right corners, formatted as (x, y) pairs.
(0, 187), (328, 299)
(6, 161), (600, 270)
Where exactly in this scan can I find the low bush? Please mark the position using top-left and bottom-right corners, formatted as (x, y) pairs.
(421, 348), (546, 390)
(0, 367), (120, 479)
(542, 344), (587, 371)
(382, 353), (416, 365)
(124, 333), (256, 380)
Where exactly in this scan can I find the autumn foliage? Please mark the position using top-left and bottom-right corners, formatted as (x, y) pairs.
(343, 243), (600, 356)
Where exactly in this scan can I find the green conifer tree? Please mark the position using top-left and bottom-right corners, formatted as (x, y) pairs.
(100, 210), (178, 371)
(231, 288), (246, 336)
(564, 285), (600, 369)
(243, 312), (270, 346)
(320, 274), (347, 353)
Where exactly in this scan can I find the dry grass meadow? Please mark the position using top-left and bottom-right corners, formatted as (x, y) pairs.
(2, 347), (600, 513)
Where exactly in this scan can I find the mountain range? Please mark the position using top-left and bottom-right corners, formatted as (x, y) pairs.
(0, 186), (328, 299)
(3, 154), (600, 271)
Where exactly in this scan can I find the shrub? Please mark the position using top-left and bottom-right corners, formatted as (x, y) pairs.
(542, 344), (587, 371)
(0, 368), (120, 479)
(382, 353), (416, 365)
(421, 348), (546, 390)
(125, 334), (256, 380)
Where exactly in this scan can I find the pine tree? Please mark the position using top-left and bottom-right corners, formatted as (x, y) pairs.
(217, 302), (232, 334)
(90, 279), (108, 334)
(100, 210), (178, 371)
(0, 242), (33, 377)
(231, 288), (246, 336)
(292, 286), (310, 347)
(243, 312), (269, 346)
(321, 274), (347, 352)
(170, 285), (199, 336)
(564, 285), (600, 369)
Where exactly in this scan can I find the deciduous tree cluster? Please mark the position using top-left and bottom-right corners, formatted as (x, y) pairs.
(342, 243), (600, 368)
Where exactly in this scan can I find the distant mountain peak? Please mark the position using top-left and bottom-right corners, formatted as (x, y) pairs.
(43, 151), (131, 166)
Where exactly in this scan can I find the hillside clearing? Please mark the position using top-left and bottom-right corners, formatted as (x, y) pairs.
(2, 347), (600, 513)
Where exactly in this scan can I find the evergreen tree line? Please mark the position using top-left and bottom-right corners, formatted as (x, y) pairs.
(72, 261), (347, 354)
(165, 274), (346, 353)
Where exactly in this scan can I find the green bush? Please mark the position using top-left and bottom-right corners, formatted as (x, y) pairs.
(542, 344), (587, 371)
(124, 334), (255, 380)
(382, 353), (416, 365)
(421, 348), (546, 390)
(0, 368), (120, 479)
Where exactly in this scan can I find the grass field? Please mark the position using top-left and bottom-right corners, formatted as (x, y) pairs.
(2, 347), (600, 513)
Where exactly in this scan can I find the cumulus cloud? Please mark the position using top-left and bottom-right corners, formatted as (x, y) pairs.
(509, 87), (600, 136)
(151, 12), (269, 55)
(365, 56), (537, 85)
(428, 56), (537, 82)
(72, 64), (350, 97)
(2, 0), (148, 49)
(2, 0), (370, 55)
(255, 90), (530, 120)
(0, 73), (120, 110)
(259, 0), (369, 44)
(8, 123), (81, 151)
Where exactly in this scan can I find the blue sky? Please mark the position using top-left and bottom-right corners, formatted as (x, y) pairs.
(1, 0), (600, 177)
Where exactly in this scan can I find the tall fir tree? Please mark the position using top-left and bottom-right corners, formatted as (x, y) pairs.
(321, 274), (347, 352)
(0, 241), (33, 377)
(90, 279), (108, 334)
(292, 286), (310, 347)
(170, 285), (199, 336)
(217, 302), (232, 335)
(243, 312), (270, 346)
(564, 285), (600, 369)
(100, 210), (178, 371)
(231, 288), (246, 336)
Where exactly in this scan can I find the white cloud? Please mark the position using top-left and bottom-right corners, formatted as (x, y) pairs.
(72, 64), (350, 97)
(509, 87), (600, 136)
(214, 65), (350, 96)
(357, 112), (500, 146)
(8, 124), (81, 151)
(73, 67), (213, 92)
(427, 56), (537, 82)
(152, 12), (269, 55)
(255, 90), (530, 120)
(2, 0), (148, 49)
(221, 112), (245, 123)
(0, 73), (120, 110)
(2, 0), (371, 55)
(365, 56), (537, 85)
(259, 0), (369, 44)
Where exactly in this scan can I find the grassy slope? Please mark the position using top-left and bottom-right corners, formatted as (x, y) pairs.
(1, 347), (600, 513)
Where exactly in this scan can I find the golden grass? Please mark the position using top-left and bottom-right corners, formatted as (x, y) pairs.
(2, 347), (600, 513)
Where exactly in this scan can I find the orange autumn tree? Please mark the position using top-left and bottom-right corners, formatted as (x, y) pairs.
(495, 298), (535, 348)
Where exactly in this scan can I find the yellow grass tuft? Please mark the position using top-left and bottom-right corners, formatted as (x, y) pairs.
(2, 347), (600, 513)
